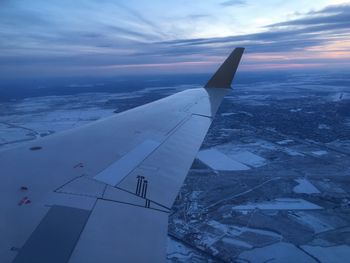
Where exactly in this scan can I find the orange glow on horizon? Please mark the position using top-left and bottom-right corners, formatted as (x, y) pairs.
(86, 42), (350, 75)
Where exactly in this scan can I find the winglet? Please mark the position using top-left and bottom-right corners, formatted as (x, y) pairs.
(205, 47), (245, 89)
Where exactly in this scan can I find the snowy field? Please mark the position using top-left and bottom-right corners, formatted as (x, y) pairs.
(232, 198), (322, 210)
(302, 245), (350, 263)
(197, 147), (266, 171)
(197, 149), (250, 171)
(293, 179), (320, 194)
(239, 242), (317, 263)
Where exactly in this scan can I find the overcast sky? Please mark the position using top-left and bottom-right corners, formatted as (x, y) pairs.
(1, 0), (350, 78)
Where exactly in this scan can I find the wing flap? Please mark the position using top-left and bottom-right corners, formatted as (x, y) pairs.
(13, 206), (91, 263)
(94, 140), (161, 186)
(68, 200), (168, 263)
(116, 114), (213, 208)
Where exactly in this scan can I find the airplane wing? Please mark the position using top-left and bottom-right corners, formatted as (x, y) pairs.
(0, 48), (244, 263)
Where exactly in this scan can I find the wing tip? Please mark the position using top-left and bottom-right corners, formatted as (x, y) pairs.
(204, 47), (245, 89)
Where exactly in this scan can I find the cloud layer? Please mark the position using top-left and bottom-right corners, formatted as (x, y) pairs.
(0, 1), (349, 78)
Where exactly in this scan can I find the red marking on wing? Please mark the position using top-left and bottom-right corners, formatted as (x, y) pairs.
(74, 162), (84, 168)
(18, 197), (31, 206)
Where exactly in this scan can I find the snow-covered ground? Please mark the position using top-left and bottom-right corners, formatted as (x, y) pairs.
(311, 150), (328, 156)
(197, 142), (268, 171)
(232, 198), (322, 210)
(221, 112), (236, 117)
(290, 108), (302, 113)
(331, 92), (350, 102)
(222, 237), (253, 249)
(197, 220), (283, 254)
(318, 124), (331, 130)
(207, 220), (282, 239)
(277, 139), (294, 145)
(167, 237), (209, 262)
(283, 148), (305, 157)
(0, 90), (165, 150)
(167, 237), (194, 261)
(289, 212), (333, 233)
(2, 77), (350, 262)
(228, 151), (266, 168)
(302, 245), (350, 263)
(197, 149), (250, 171)
(239, 242), (316, 263)
(293, 179), (320, 194)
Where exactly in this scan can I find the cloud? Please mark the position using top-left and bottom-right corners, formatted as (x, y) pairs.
(111, 2), (169, 39)
(186, 14), (210, 19)
(0, 2), (349, 78)
(154, 4), (350, 55)
(267, 4), (350, 28)
(220, 0), (247, 7)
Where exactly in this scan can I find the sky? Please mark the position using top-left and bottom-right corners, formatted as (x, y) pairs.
(0, 0), (350, 79)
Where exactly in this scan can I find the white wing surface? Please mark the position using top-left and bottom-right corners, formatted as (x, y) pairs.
(0, 48), (244, 263)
